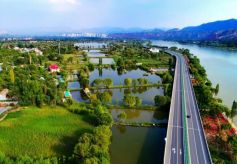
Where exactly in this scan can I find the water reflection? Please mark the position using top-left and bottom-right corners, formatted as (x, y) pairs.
(68, 81), (80, 89)
(89, 68), (162, 86)
(111, 109), (168, 123)
(110, 126), (166, 164)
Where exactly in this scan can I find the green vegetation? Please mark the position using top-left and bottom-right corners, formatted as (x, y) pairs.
(0, 40), (174, 163)
(0, 106), (92, 158)
(105, 41), (173, 69)
(92, 78), (113, 88)
(232, 100), (237, 119)
(65, 101), (113, 163)
(123, 94), (142, 108)
(0, 44), (68, 106)
(73, 126), (112, 164)
(117, 112), (127, 122)
(154, 95), (171, 109)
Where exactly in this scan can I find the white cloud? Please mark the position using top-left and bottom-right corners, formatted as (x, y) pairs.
(49, 0), (80, 5)
(48, 0), (80, 11)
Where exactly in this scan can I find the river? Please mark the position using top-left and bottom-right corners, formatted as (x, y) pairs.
(153, 40), (237, 122)
(153, 40), (237, 107)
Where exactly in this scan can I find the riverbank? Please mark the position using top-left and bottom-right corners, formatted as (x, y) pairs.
(113, 122), (167, 127)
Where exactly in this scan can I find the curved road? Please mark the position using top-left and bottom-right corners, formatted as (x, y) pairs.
(164, 50), (212, 164)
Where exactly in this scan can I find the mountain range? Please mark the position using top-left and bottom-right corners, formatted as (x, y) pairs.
(109, 19), (237, 43)
(1, 19), (237, 43)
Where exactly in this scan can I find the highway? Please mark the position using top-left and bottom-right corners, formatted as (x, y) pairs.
(164, 50), (212, 164)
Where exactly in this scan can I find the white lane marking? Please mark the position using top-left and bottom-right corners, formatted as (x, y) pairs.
(176, 58), (181, 164)
(180, 149), (182, 155)
(188, 74), (207, 164)
(165, 55), (179, 163)
(185, 74), (200, 164)
(170, 125), (200, 131)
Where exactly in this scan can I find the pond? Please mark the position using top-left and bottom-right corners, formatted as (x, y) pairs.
(92, 87), (163, 105)
(68, 81), (80, 89)
(111, 109), (168, 123)
(88, 52), (106, 57)
(69, 67), (167, 163)
(71, 86), (163, 106)
(89, 68), (162, 86)
(89, 58), (99, 64)
(71, 90), (89, 103)
(110, 126), (166, 164)
(71, 68), (163, 105)
(102, 58), (115, 65)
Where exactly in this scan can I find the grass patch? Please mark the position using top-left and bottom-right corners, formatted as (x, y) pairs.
(134, 53), (172, 67)
(0, 106), (92, 158)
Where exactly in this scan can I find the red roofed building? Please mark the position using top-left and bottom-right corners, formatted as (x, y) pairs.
(49, 64), (60, 72)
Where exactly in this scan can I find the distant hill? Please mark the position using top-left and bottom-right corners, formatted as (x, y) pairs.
(109, 19), (237, 42)
(182, 19), (237, 32)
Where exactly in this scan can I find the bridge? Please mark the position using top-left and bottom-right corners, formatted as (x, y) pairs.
(164, 50), (212, 164)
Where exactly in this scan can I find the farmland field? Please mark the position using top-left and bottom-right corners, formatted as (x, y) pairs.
(0, 106), (92, 158)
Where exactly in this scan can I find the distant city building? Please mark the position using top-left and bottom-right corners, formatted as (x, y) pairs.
(74, 42), (108, 49)
(62, 33), (107, 38)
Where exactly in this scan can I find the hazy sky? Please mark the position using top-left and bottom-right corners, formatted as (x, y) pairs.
(0, 0), (237, 33)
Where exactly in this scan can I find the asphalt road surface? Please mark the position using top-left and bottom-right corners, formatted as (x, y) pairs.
(164, 50), (212, 164)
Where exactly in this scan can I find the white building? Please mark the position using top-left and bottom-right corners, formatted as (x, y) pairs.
(150, 48), (160, 53)
(0, 89), (9, 101)
(13, 47), (43, 56)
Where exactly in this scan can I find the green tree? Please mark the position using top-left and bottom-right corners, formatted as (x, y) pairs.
(81, 78), (89, 88)
(118, 112), (127, 122)
(9, 67), (15, 83)
(93, 79), (103, 87)
(124, 78), (132, 86)
(215, 84), (219, 96)
(132, 79), (137, 87)
(67, 56), (74, 63)
(135, 96), (142, 106)
(104, 78), (113, 87)
(162, 72), (173, 84)
(231, 100), (237, 119)
(100, 92), (112, 104)
(88, 63), (94, 71)
(123, 94), (140, 107)
(74, 125), (112, 163)
(94, 106), (113, 126)
(154, 95), (170, 108)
